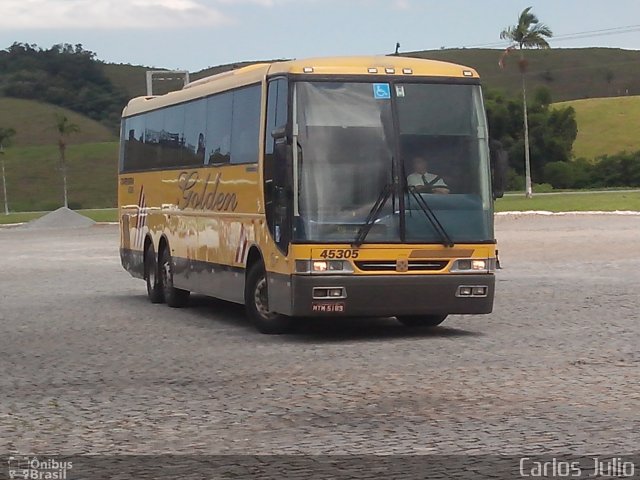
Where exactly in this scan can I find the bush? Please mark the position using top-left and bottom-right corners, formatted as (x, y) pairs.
(570, 158), (595, 189)
(533, 183), (554, 193)
(544, 161), (575, 189)
(41, 201), (63, 211)
(506, 168), (524, 191)
(592, 151), (640, 188)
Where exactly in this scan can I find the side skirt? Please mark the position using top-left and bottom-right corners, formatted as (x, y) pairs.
(173, 257), (246, 304)
(121, 248), (144, 279)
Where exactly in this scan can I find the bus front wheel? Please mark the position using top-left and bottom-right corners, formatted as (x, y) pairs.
(160, 247), (190, 308)
(396, 314), (448, 327)
(245, 263), (293, 334)
(145, 245), (164, 304)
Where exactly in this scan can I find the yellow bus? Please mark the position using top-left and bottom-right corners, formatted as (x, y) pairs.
(119, 56), (503, 334)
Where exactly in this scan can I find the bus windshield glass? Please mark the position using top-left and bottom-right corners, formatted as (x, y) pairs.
(294, 80), (493, 244)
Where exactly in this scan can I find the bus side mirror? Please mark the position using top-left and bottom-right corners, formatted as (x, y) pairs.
(273, 141), (294, 190)
(490, 141), (508, 200)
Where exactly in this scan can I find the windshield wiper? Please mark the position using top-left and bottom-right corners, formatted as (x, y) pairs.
(407, 186), (454, 248)
(352, 183), (392, 247)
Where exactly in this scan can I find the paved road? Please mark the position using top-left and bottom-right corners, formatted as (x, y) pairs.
(1, 216), (638, 456)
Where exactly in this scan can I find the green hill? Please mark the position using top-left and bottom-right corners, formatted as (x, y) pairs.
(2, 47), (639, 212)
(101, 60), (280, 100)
(1, 142), (118, 211)
(102, 63), (150, 100)
(104, 49), (640, 105)
(402, 48), (640, 102)
(553, 95), (640, 160)
(0, 43), (127, 129)
(0, 99), (119, 211)
(102, 63), (192, 98)
(0, 98), (116, 147)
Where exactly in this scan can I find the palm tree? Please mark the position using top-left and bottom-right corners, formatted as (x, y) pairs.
(55, 114), (80, 208)
(500, 7), (552, 198)
(0, 127), (16, 215)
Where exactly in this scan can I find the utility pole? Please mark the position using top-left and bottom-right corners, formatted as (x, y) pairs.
(1, 146), (8, 215)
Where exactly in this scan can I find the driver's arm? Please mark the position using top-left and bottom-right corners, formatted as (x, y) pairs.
(431, 176), (450, 194)
(407, 174), (429, 193)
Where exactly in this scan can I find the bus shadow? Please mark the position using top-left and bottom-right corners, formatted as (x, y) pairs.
(186, 295), (482, 342)
(187, 294), (254, 330)
(116, 294), (483, 342)
(287, 317), (482, 343)
(111, 293), (255, 332)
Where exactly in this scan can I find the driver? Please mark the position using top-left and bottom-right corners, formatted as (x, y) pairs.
(407, 156), (449, 194)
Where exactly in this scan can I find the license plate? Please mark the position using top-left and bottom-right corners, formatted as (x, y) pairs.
(311, 302), (345, 313)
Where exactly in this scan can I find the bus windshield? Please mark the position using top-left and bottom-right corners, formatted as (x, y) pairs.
(294, 80), (493, 244)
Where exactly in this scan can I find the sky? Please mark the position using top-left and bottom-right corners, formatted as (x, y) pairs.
(2, 0), (640, 72)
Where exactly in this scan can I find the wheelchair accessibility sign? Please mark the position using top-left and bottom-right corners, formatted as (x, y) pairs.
(373, 83), (391, 99)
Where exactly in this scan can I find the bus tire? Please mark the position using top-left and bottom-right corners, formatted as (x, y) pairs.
(145, 245), (164, 304)
(396, 314), (448, 327)
(160, 246), (190, 308)
(245, 262), (293, 334)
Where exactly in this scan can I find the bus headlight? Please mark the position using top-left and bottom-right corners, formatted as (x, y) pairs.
(450, 258), (495, 273)
(295, 260), (354, 274)
(313, 260), (329, 272)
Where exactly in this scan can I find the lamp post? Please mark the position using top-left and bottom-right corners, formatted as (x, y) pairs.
(1, 145), (8, 215)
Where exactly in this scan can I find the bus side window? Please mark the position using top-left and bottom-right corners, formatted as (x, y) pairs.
(264, 78), (290, 253)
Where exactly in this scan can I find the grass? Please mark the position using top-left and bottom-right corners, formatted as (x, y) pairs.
(0, 98), (117, 147)
(79, 208), (118, 222)
(553, 96), (640, 160)
(0, 208), (117, 225)
(0, 211), (45, 224)
(1, 142), (118, 212)
(496, 191), (640, 212)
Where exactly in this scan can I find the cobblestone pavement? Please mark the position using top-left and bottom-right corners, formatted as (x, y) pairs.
(0, 216), (638, 455)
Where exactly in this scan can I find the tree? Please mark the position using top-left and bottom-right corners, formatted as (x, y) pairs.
(55, 114), (80, 208)
(0, 43), (128, 131)
(484, 87), (576, 189)
(500, 6), (552, 197)
(0, 127), (16, 215)
(0, 127), (15, 148)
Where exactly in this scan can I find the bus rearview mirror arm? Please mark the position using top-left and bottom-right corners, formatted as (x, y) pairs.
(271, 126), (287, 141)
(489, 140), (508, 200)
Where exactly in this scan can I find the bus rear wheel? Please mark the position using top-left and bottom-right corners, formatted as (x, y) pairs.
(145, 245), (164, 304)
(245, 262), (293, 334)
(160, 246), (190, 308)
(396, 314), (448, 327)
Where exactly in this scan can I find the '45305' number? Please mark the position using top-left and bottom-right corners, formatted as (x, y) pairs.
(318, 249), (359, 259)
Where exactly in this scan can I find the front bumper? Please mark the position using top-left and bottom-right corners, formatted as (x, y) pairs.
(269, 273), (495, 317)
